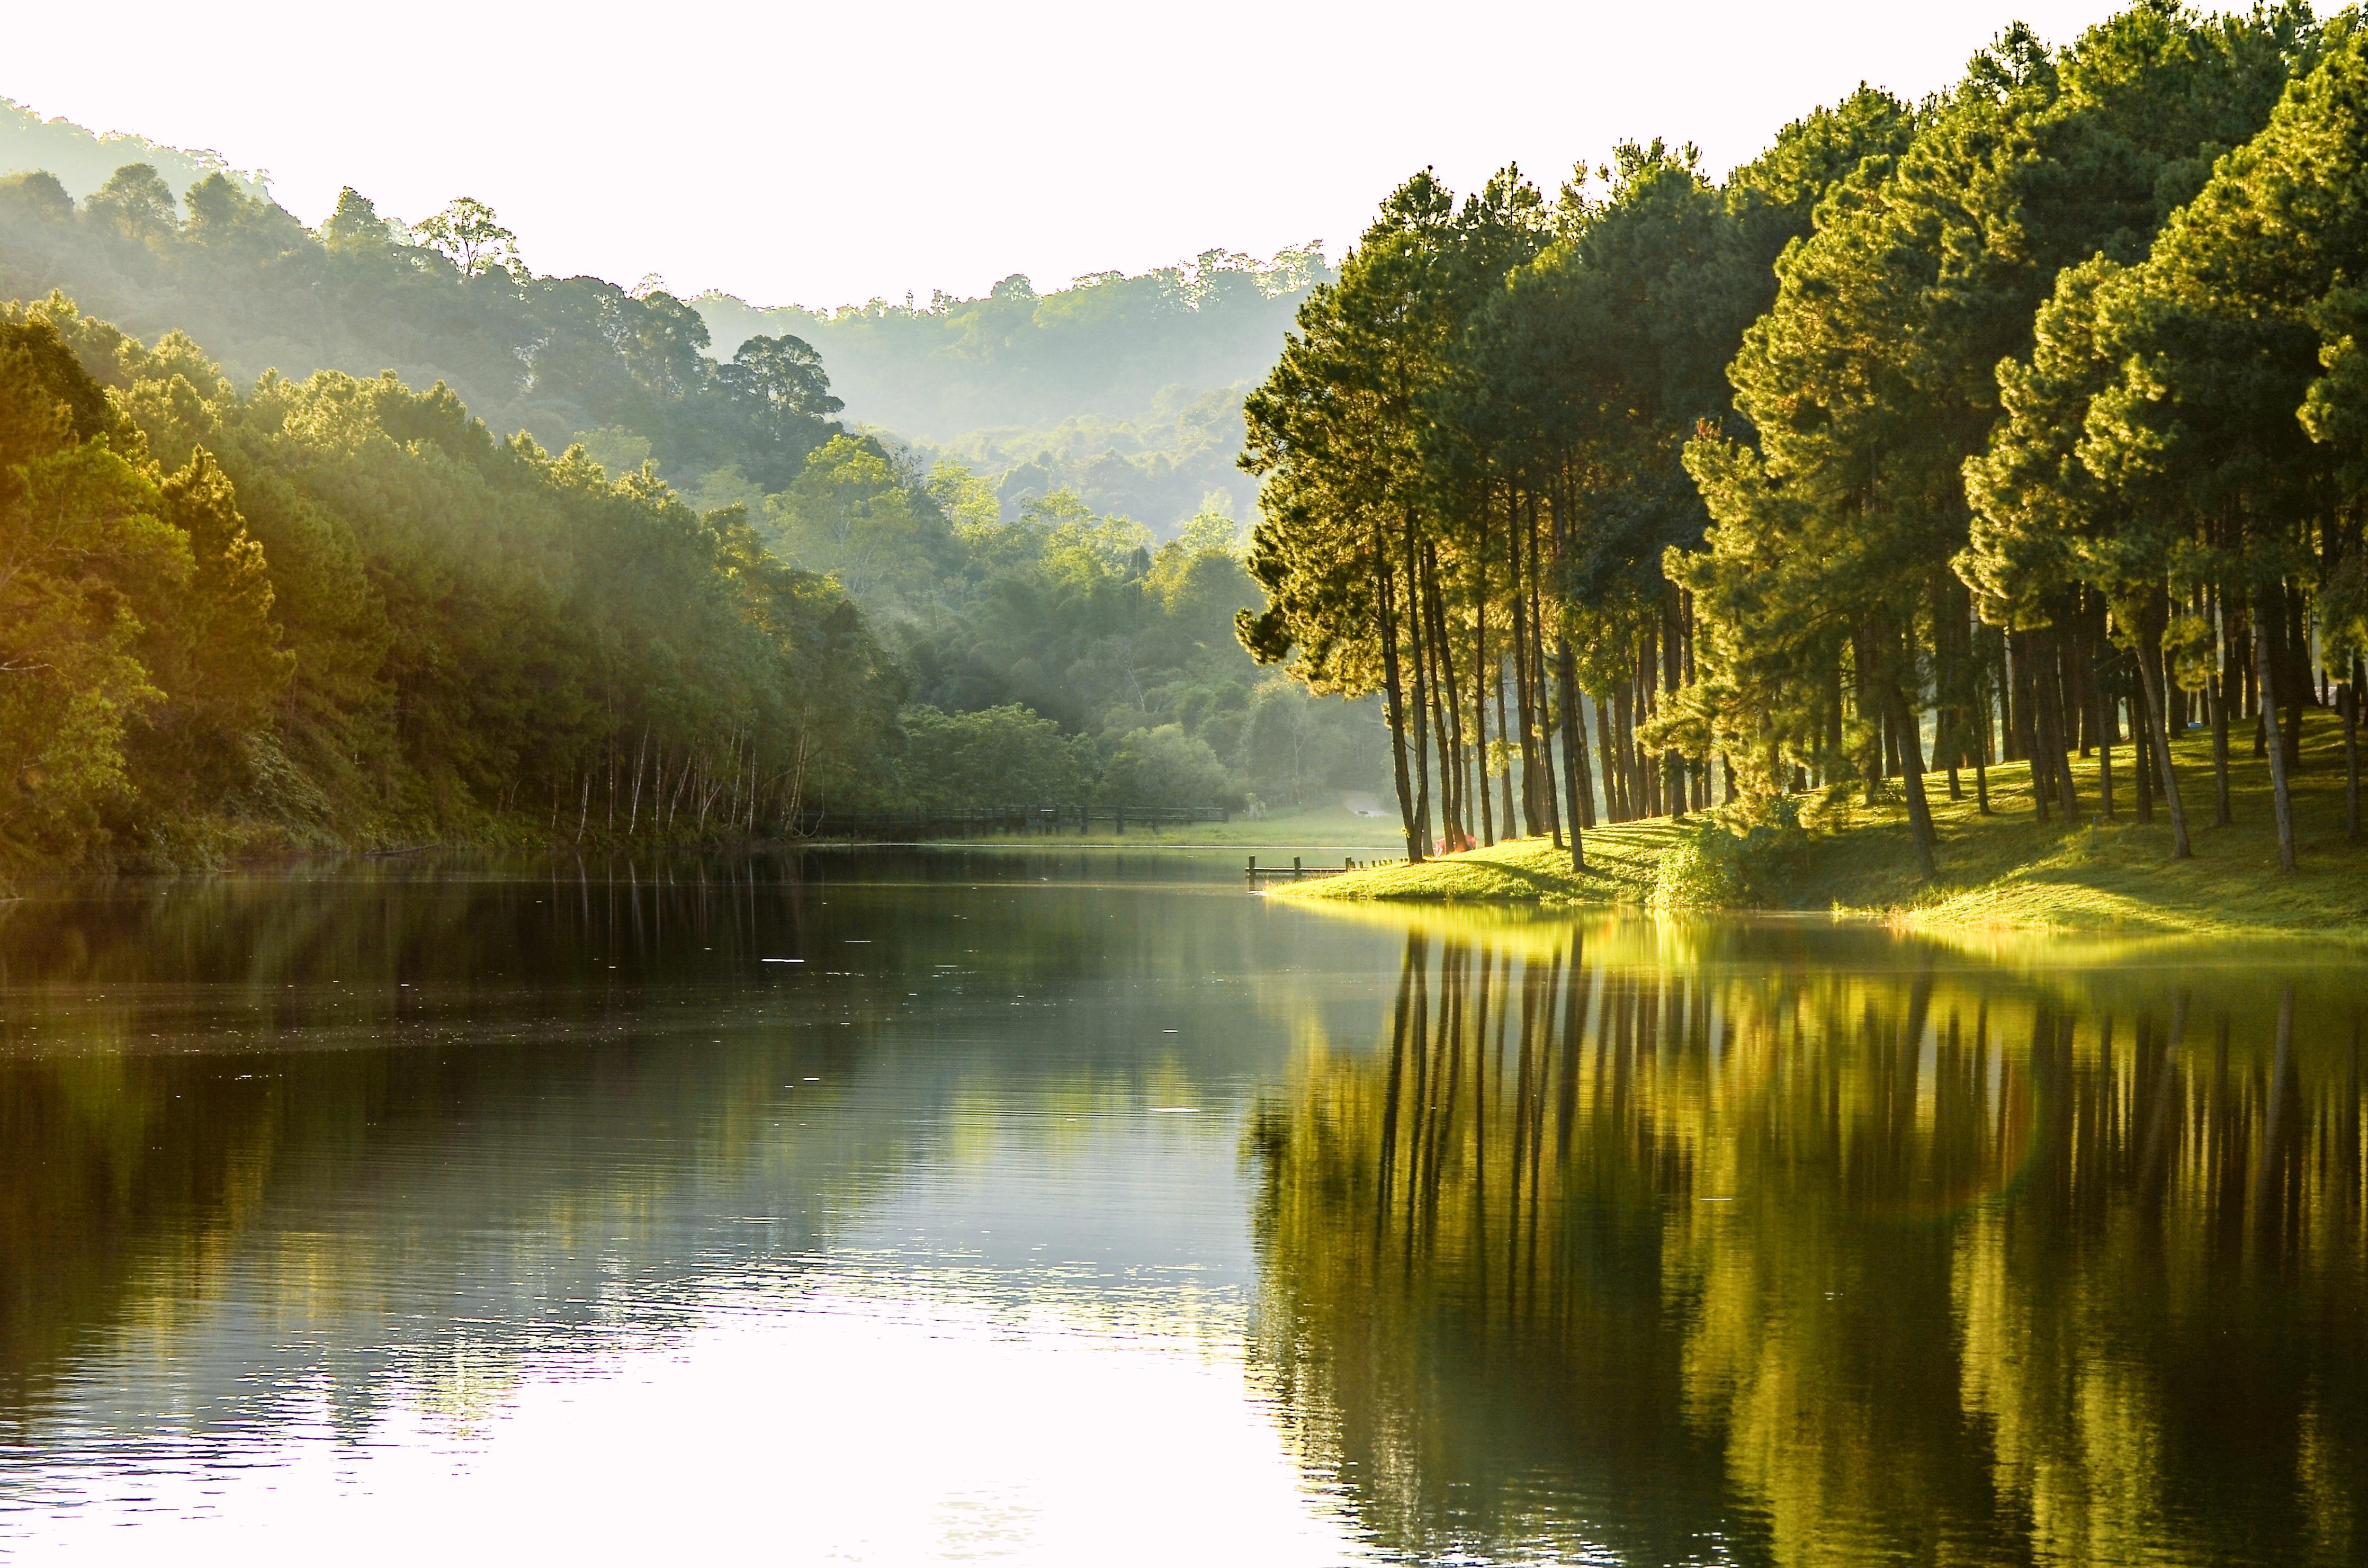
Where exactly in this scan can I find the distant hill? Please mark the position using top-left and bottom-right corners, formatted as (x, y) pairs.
(1, 97), (267, 202)
(693, 248), (1330, 531)
(0, 100), (1325, 534)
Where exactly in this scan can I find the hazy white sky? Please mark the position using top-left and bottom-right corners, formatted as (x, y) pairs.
(5, 0), (2216, 308)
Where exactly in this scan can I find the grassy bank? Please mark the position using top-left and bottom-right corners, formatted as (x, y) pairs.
(1274, 712), (2368, 938)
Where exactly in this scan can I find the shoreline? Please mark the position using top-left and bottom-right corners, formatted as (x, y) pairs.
(1270, 716), (2368, 942)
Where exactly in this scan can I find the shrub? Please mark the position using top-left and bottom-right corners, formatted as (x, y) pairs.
(898, 704), (1090, 809)
(1652, 797), (1812, 910)
(1098, 723), (1235, 810)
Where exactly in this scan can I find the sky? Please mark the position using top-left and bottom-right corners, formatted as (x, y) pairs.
(3, 0), (2225, 309)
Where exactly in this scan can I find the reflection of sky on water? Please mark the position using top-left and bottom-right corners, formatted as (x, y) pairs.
(1, 1112), (1365, 1566)
(0, 856), (1395, 1562)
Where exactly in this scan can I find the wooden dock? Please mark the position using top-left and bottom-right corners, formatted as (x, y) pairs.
(1245, 855), (1398, 885)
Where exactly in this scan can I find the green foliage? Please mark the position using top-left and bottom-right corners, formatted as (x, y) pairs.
(764, 435), (956, 614)
(1651, 796), (1810, 910)
(0, 98), (264, 204)
(692, 247), (1327, 442)
(0, 164), (844, 493)
(692, 250), (1334, 535)
(411, 197), (521, 277)
(1098, 723), (1233, 810)
(898, 704), (1091, 808)
(0, 296), (902, 872)
(884, 477), (1381, 810)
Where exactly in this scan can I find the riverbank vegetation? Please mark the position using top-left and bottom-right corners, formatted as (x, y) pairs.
(1279, 711), (2368, 936)
(0, 297), (901, 875)
(1240, 2), (2368, 913)
(0, 138), (1380, 880)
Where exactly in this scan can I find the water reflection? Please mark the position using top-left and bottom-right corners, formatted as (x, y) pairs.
(1, 860), (2361, 1563)
(0, 852), (1396, 1564)
(1247, 914), (2367, 1567)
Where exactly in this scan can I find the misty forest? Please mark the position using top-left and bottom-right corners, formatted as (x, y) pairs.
(6, 0), (2368, 888)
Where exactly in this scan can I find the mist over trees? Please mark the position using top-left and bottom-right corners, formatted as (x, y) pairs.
(694, 248), (1331, 531)
(1, 98), (266, 205)
(0, 128), (1382, 872)
(16, 0), (2363, 881)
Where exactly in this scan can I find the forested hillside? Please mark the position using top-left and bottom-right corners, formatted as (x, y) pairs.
(0, 298), (897, 872)
(694, 247), (1329, 530)
(1, 98), (264, 205)
(1244, 0), (2363, 887)
(25, 0), (2357, 888)
(0, 131), (1380, 877)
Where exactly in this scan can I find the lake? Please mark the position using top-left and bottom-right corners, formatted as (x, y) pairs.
(0, 850), (2358, 1565)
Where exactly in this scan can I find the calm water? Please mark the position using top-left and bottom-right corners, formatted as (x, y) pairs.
(0, 850), (2360, 1565)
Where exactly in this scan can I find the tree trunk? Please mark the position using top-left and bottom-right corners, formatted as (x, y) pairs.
(2136, 613), (2191, 861)
(2281, 580), (2308, 769)
(2252, 588), (2296, 871)
(2041, 629), (2079, 818)
(2209, 590), (2233, 826)
(1973, 685), (1992, 815)
(1496, 658), (1517, 833)
(1661, 588), (1687, 821)
(1556, 635), (1586, 871)
(1373, 526), (1422, 862)
(1530, 549), (1563, 851)
(2345, 659), (2362, 843)
(1595, 689), (1623, 822)
(2017, 631), (2064, 820)
(2133, 695), (2155, 823)
(1883, 675), (1937, 879)
(2094, 637), (2114, 819)
(1421, 554), (1462, 849)
(1403, 515), (1434, 856)
(1472, 562), (1494, 846)
(1508, 515), (1541, 837)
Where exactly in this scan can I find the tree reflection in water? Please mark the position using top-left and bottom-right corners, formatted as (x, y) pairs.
(1246, 913), (2366, 1567)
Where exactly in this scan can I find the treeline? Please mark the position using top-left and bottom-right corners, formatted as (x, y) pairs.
(696, 250), (1333, 531)
(0, 129), (1397, 868)
(0, 296), (900, 874)
(1242, 0), (2368, 874)
(0, 290), (1371, 877)
(0, 161), (843, 489)
(695, 247), (1328, 441)
(1, 97), (264, 208)
(758, 442), (1385, 813)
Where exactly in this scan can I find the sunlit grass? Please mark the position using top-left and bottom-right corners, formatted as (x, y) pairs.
(1277, 712), (2368, 938)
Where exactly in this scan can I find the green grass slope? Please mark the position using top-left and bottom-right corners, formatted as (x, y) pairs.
(1276, 712), (2368, 939)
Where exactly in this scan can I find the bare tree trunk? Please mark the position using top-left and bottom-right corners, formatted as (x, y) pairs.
(2253, 587), (2297, 871)
(627, 729), (649, 836)
(2133, 694), (2155, 822)
(2094, 633), (2114, 819)
(2138, 610), (2192, 861)
(1425, 551), (1468, 849)
(1883, 674), (1936, 879)
(1374, 522), (1422, 863)
(1528, 533), (1563, 852)
(1661, 587), (1687, 821)
(2034, 629), (2078, 820)
(1472, 537), (1494, 846)
(1496, 658), (1518, 834)
(1404, 515), (1434, 855)
(2345, 658), (2361, 842)
(1973, 683), (1992, 816)
(1594, 688), (1623, 822)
